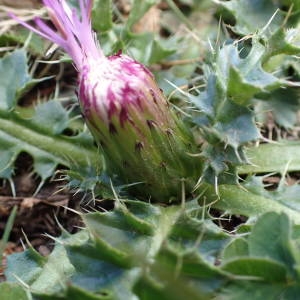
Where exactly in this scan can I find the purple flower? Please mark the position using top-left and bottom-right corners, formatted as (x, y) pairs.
(11, 0), (202, 201)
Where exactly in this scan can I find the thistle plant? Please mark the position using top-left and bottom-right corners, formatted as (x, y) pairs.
(11, 0), (202, 201)
(4, 1), (300, 299)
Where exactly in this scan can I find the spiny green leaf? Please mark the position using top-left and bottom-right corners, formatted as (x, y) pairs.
(65, 239), (136, 296)
(220, 281), (290, 300)
(34, 284), (111, 300)
(214, 101), (260, 148)
(5, 233), (79, 295)
(266, 28), (300, 58)
(248, 212), (295, 272)
(155, 245), (227, 279)
(135, 245), (226, 300)
(0, 107), (100, 181)
(134, 272), (211, 300)
(200, 183), (300, 223)
(217, 0), (284, 36)
(222, 257), (288, 282)
(220, 212), (300, 299)
(222, 238), (249, 261)
(169, 209), (229, 261)
(216, 42), (282, 106)
(32, 101), (69, 135)
(191, 73), (260, 182)
(0, 283), (29, 300)
(272, 184), (300, 212)
(190, 75), (224, 119)
(242, 176), (300, 212)
(5, 247), (47, 284)
(0, 143), (18, 179)
(0, 49), (31, 110)
(239, 142), (300, 174)
(255, 88), (300, 129)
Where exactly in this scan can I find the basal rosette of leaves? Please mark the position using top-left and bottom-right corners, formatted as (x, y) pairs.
(3, 203), (300, 299)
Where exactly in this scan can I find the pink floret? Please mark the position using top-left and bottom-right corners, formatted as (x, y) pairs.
(10, 0), (103, 68)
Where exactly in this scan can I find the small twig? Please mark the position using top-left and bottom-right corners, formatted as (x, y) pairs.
(160, 57), (202, 68)
(0, 5), (46, 35)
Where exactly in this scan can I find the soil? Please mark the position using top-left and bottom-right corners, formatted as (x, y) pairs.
(0, 150), (84, 281)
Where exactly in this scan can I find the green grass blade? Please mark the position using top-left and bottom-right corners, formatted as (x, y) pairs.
(0, 206), (17, 261)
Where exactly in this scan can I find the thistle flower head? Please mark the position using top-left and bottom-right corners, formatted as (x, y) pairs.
(11, 0), (202, 201)
(11, 0), (171, 130)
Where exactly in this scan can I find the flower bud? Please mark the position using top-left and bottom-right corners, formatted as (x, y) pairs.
(11, 0), (202, 201)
